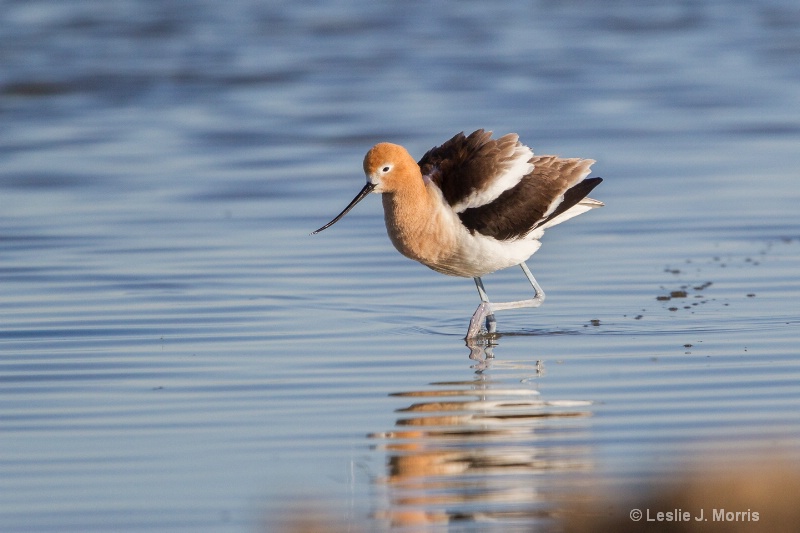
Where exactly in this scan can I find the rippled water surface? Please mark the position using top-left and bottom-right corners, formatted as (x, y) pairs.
(3, 1), (800, 531)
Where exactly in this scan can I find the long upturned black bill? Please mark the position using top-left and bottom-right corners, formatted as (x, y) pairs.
(311, 182), (376, 235)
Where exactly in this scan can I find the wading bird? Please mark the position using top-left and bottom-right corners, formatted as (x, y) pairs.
(312, 130), (603, 338)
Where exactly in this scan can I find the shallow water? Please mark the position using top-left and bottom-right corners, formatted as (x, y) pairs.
(2, 0), (800, 531)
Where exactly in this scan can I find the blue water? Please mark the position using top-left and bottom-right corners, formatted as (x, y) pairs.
(2, 1), (800, 531)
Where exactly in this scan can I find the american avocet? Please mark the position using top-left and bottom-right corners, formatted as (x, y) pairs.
(312, 130), (603, 338)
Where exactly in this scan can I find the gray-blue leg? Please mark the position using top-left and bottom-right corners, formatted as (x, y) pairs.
(472, 276), (497, 334)
(466, 262), (546, 338)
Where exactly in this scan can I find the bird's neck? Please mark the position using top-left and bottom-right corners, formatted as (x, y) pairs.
(381, 178), (456, 265)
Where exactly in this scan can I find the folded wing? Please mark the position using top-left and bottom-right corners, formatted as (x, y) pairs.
(420, 130), (602, 241)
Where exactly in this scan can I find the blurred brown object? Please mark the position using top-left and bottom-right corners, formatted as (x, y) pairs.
(564, 462), (800, 532)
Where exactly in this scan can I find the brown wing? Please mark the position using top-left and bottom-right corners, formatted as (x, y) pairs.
(418, 130), (531, 212)
(457, 155), (602, 241)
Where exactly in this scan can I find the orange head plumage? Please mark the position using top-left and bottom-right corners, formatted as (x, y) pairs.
(311, 142), (422, 234)
(362, 143), (422, 194)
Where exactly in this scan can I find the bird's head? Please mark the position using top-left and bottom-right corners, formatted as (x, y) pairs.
(311, 142), (420, 234)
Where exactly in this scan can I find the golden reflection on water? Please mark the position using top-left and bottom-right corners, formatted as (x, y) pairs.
(369, 344), (594, 529)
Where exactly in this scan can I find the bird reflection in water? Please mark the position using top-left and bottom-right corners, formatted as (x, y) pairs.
(369, 353), (594, 529)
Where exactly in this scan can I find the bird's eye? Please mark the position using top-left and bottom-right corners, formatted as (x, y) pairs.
(381, 165), (391, 173)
